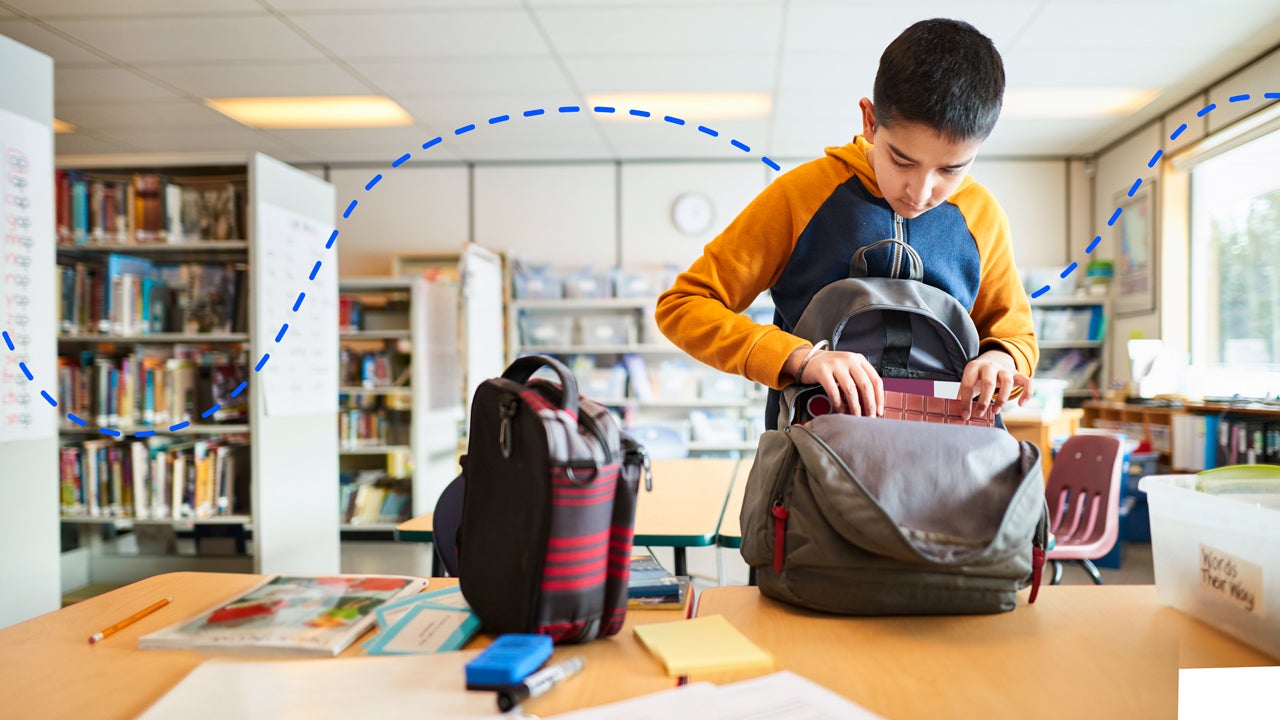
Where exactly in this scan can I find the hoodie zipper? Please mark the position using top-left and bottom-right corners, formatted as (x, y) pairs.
(891, 212), (907, 278)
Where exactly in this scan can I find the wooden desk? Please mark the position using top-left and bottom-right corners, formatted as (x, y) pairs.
(716, 460), (753, 549)
(692, 585), (1276, 719)
(397, 458), (738, 577)
(1004, 407), (1083, 478)
(0, 572), (688, 719)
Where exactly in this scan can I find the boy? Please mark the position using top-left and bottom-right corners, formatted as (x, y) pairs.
(655, 18), (1037, 428)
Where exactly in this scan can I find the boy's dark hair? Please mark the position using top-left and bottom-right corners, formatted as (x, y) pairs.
(873, 18), (1005, 141)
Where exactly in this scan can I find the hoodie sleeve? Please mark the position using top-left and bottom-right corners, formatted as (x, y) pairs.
(950, 184), (1040, 376)
(655, 161), (842, 389)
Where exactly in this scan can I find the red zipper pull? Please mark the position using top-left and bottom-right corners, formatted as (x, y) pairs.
(771, 500), (789, 573)
(1028, 546), (1045, 604)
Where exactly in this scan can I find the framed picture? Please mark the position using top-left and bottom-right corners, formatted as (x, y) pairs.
(1113, 180), (1157, 316)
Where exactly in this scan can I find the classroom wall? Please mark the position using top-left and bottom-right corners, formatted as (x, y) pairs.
(324, 157), (1072, 278)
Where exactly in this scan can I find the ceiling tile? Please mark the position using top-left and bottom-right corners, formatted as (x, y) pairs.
(285, 8), (547, 59)
(392, 96), (612, 160)
(55, 66), (180, 102)
(0, 19), (109, 64)
(562, 53), (777, 94)
(783, 2), (1039, 52)
(140, 61), (370, 98)
(4, 0), (262, 17)
(92, 125), (307, 156)
(775, 52), (878, 96)
(394, 93), (596, 131)
(54, 99), (244, 130)
(979, 118), (1116, 156)
(532, 4), (786, 55)
(597, 118), (774, 160)
(261, 126), (464, 163)
(48, 15), (327, 63)
(1016, 1), (1280, 51)
(351, 56), (572, 96)
(1003, 49), (1210, 88)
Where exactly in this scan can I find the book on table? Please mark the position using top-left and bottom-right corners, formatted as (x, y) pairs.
(138, 574), (428, 657)
(627, 553), (682, 599)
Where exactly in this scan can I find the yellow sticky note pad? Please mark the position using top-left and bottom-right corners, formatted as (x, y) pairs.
(633, 614), (774, 677)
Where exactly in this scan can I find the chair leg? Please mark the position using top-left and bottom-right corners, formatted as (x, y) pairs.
(1079, 559), (1104, 585)
(1050, 560), (1063, 585)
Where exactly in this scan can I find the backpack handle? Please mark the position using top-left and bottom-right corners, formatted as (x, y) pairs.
(850, 238), (924, 281)
(502, 354), (580, 419)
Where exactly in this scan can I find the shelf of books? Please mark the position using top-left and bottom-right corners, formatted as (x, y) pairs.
(1030, 295), (1109, 406)
(504, 260), (771, 459)
(338, 275), (463, 535)
(52, 152), (339, 586)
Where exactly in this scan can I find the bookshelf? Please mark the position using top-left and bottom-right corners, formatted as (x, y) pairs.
(504, 265), (770, 458)
(1030, 295), (1109, 406)
(338, 276), (463, 534)
(51, 152), (339, 589)
(1083, 399), (1280, 473)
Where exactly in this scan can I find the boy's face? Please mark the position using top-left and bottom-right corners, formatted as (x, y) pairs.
(859, 98), (982, 220)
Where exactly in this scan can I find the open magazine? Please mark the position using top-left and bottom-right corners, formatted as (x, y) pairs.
(139, 575), (428, 657)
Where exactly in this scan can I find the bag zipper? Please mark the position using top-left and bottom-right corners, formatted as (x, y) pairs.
(769, 443), (800, 573)
(498, 395), (519, 459)
(624, 440), (653, 492)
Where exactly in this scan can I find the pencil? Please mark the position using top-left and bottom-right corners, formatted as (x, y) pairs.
(88, 596), (173, 645)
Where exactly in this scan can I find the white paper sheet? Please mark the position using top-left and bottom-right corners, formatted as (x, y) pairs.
(257, 201), (338, 417)
(138, 650), (507, 720)
(0, 107), (55, 441)
(547, 671), (883, 720)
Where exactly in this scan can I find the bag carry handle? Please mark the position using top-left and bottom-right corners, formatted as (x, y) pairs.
(849, 238), (924, 281)
(503, 354), (580, 419)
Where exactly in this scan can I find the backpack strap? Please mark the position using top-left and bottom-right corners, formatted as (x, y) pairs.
(879, 310), (914, 376)
(850, 238), (924, 281)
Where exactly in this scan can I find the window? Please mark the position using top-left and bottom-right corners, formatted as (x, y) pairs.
(1189, 128), (1280, 396)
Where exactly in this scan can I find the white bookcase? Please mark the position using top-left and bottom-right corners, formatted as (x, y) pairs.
(1030, 294), (1110, 405)
(505, 275), (771, 458)
(0, 35), (59, 628)
(51, 152), (339, 588)
(337, 275), (463, 534)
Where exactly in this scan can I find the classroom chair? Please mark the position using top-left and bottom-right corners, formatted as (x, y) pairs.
(432, 474), (464, 577)
(1045, 432), (1125, 585)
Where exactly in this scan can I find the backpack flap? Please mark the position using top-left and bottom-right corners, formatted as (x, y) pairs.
(794, 415), (1044, 567)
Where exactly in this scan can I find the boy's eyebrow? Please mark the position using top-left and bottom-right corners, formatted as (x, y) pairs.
(886, 142), (974, 170)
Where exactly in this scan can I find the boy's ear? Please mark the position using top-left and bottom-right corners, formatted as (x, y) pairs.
(859, 98), (876, 142)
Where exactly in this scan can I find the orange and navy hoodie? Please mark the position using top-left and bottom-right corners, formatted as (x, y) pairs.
(655, 135), (1038, 428)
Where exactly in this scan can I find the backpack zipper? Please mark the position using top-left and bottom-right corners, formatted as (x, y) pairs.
(498, 395), (519, 459)
(769, 442), (800, 573)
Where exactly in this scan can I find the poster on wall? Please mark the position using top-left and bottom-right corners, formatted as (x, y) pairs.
(1114, 181), (1157, 316)
(258, 201), (338, 417)
(0, 107), (55, 442)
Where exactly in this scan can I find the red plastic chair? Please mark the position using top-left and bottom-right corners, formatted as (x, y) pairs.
(1045, 433), (1125, 585)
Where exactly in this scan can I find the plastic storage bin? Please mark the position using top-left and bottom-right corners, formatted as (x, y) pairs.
(519, 314), (574, 347)
(578, 314), (636, 346)
(1138, 472), (1280, 659)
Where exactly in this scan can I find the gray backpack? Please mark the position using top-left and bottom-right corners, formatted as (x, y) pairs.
(740, 413), (1048, 615)
(746, 234), (1048, 614)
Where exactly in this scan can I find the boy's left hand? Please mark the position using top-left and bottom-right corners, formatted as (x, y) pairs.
(957, 350), (1033, 420)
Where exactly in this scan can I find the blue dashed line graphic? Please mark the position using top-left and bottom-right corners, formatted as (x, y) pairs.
(8, 93), (1274, 431)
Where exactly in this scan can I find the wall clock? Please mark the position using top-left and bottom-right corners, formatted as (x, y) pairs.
(670, 191), (715, 236)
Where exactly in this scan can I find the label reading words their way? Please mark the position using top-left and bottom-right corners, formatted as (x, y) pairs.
(1199, 544), (1264, 615)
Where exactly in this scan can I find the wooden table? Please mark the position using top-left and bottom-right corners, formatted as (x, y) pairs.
(0, 572), (689, 719)
(397, 458), (738, 577)
(691, 584), (1276, 719)
(716, 460), (753, 549)
(1004, 407), (1083, 478)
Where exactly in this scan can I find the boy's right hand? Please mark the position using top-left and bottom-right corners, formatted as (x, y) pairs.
(788, 347), (884, 417)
